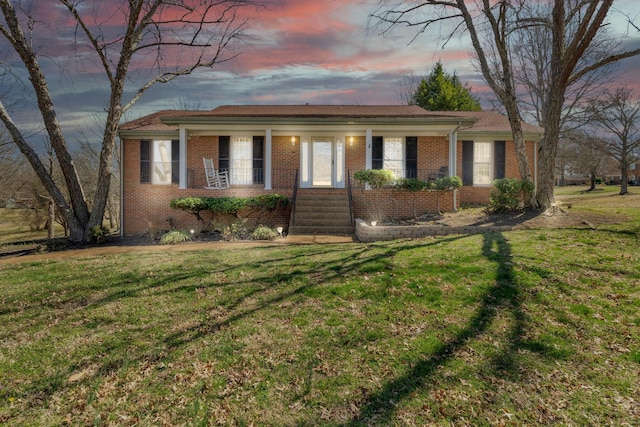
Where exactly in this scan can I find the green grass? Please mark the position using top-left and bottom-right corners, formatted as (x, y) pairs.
(0, 208), (65, 246)
(1, 187), (639, 425)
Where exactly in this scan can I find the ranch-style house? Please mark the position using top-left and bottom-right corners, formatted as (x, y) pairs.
(117, 105), (543, 236)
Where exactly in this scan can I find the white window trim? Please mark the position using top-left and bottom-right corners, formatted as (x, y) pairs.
(372, 135), (407, 179)
(230, 136), (253, 185)
(151, 140), (173, 185)
(473, 141), (493, 186)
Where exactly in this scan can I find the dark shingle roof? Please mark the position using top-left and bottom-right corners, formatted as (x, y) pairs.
(118, 105), (543, 135)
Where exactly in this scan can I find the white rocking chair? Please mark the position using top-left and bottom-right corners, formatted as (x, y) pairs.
(203, 157), (230, 189)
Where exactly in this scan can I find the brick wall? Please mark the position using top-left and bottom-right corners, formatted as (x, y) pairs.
(456, 139), (536, 206)
(351, 188), (455, 222)
(123, 135), (537, 235)
(122, 138), (291, 236)
(419, 135), (449, 171)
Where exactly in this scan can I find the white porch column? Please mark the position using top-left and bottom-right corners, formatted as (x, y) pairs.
(448, 127), (457, 177)
(449, 126), (459, 211)
(179, 127), (187, 189)
(365, 129), (373, 170)
(265, 129), (272, 190)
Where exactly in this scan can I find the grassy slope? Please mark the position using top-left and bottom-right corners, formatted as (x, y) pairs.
(0, 209), (65, 245)
(0, 186), (638, 426)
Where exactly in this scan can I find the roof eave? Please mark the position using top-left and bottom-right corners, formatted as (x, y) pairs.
(118, 129), (178, 139)
(160, 115), (477, 127)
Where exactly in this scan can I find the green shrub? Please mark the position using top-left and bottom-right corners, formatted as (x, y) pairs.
(353, 169), (395, 189)
(397, 178), (432, 192)
(160, 230), (192, 245)
(246, 194), (289, 210)
(171, 195), (289, 230)
(222, 220), (250, 241)
(432, 176), (463, 215)
(434, 175), (462, 191)
(251, 225), (279, 240)
(88, 225), (110, 244)
(489, 178), (535, 212)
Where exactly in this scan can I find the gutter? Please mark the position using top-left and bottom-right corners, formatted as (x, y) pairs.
(119, 136), (124, 237)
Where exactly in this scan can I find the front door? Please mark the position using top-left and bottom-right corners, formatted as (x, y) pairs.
(312, 138), (333, 187)
(300, 137), (344, 188)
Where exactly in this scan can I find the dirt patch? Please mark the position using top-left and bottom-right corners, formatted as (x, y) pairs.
(385, 207), (628, 230)
(0, 206), (630, 264)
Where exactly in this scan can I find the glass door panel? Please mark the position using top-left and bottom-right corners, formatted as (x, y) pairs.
(312, 139), (333, 187)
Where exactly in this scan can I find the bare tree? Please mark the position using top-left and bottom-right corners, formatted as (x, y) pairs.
(0, 127), (31, 204)
(512, 2), (616, 137)
(560, 132), (611, 191)
(587, 88), (640, 195)
(0, 0), (263, 242)
(397, 72), (420, 105)
(371, 0), (640, 210)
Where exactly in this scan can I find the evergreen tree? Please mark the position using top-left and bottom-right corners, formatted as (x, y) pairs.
(412, 62), (482, 111)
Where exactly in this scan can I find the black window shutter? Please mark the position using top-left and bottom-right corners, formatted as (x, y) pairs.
(253, 136), (264, 184)
(405, 136), (418, 178)
(494, 141), (506, 180)
(140, 140), (150, 183)
(372, 136), (383, 170)
(171, 140), (180, 184)
(462, 140), (474, 186)
(219, 136), (230, 171)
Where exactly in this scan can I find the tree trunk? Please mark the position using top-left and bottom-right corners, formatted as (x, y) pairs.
(620, 162), (629, 195)
(588, 174), (595, 191)
(534, 1), (565, 211)
(48, 198), (55, 239)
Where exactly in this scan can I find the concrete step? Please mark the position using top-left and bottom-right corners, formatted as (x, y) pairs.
(294, 205), (351, 215)
(293, 217), (352, 226)
(290, 191), (353, 235)
(288, 225), (355, 235)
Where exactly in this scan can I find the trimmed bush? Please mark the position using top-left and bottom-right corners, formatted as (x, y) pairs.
(160, 230), (192, 245)
(251, 225), (279, 240)
(489, 178), (535, 212)
(353, 169), (395, 189)
(170, 194), (289, 230)
(397, 178), (432, 192)
(89, 225), (110, 244)
(222, 220), (250, 241)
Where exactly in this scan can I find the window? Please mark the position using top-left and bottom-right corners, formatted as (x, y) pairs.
(474, 142), (492, 185)
(140, 139), (179, 184)
(219, 135), (264, 185)
(371, 136), (417, 178)
(462, 141), (506, 186)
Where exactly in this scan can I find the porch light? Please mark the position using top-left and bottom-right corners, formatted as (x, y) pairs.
(349, 136), (354, 146)
(291, 136), (296, 146)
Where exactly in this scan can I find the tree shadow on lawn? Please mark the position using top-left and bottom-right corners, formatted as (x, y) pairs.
(158, 236), (469, 350)
(6, 235), (473, 412)
(344, 232), (552, 425)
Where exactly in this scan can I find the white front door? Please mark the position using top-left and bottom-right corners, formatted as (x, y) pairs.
(300, 137), (345, 188)
(312, 138), (333, 187)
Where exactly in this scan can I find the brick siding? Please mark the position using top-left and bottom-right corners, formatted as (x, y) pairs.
(122, 136), (536, 235)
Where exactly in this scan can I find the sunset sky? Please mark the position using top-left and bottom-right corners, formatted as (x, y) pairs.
(2, 0), (640, 144)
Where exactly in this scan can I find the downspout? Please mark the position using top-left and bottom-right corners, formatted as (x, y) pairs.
(534, 136), (540, 193)
(119, 136), (124, 237)
(449, 122), (462, 212)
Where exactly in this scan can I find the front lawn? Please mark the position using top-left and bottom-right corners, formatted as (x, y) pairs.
(0, 187), (638, 425)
